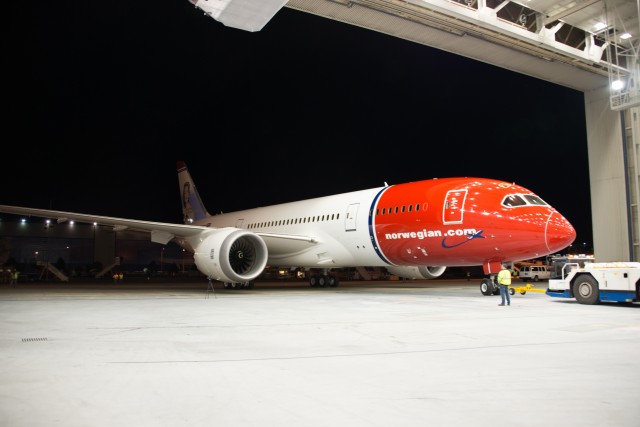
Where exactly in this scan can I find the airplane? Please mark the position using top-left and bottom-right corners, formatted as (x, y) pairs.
(0, 161), (576, 290)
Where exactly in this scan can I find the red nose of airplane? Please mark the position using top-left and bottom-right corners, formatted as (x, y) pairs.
(545, 211), (577, 253)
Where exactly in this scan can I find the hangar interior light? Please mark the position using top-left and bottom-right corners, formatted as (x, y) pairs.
(611, 79), (625, 91)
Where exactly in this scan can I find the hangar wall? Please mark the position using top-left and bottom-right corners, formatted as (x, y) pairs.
(627, 108), (640, 261)
(585, 86), (634, 262)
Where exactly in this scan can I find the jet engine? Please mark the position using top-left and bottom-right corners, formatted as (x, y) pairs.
(386, 265), (447, 280)
(192, 228), (268, 283)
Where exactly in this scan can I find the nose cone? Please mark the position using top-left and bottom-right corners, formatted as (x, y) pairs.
(546, 212), (577, 253)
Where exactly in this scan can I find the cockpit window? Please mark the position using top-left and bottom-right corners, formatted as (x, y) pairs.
(502, 194), (549, 208)
(502, 195), (526, 207)
(523, 195), (548, 206)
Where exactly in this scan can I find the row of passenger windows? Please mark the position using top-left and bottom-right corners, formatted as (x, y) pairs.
(246, 203), (425, 230)
(243, 193), (546, 230)
(249, 203), (420, 229)
(240, 193), (545, 230)
(375, 203), (422, 215)
(247, 213), (341, 229)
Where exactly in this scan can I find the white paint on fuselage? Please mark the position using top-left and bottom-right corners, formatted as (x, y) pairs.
(192, 187), (385, 268)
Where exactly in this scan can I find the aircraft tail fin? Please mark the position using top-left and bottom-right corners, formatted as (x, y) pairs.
(177, 161), (210, 224)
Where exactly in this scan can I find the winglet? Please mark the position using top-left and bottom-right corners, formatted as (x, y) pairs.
(177, 161), (210, 224)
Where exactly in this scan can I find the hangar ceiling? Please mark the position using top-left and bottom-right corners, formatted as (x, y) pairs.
(283, 0), (638, 98)
(189, 0), (639, 105)
(189, 0), (640, 103)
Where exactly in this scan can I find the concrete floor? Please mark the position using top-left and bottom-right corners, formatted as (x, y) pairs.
(1, 279), (639, 427)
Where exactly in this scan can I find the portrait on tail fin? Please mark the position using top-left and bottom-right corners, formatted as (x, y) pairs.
(182, 181), (195, 223)
(177, 161), (209, 224)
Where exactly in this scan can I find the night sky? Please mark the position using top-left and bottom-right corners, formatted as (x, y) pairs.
(5, 1), (592, 248)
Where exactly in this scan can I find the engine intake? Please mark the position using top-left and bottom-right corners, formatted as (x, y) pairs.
(192, 228), (268, 283)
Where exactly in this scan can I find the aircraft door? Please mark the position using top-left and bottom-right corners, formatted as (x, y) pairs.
(345, 204), (359, 231)
(442, 189), (467, 225)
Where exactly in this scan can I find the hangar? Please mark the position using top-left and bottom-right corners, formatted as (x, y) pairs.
(1, 1), (637, 274)
(191, 0), (639, 262)
(1, 5), (639, 426)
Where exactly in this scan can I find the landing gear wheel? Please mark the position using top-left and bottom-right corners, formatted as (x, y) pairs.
(480, 279), (494, 296)
(573, 275), (600, 305)
(318, 275), (327, 287)
(309, 275), (320, 287)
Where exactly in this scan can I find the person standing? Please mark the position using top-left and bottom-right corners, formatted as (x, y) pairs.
(10, 269), (19, 287)
(497, 263), (512, 306)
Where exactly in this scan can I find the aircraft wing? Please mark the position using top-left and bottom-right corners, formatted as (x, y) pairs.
(0, 205), (320, 252)
(0, 205), (207, 245)
(188, 0), (288, 32)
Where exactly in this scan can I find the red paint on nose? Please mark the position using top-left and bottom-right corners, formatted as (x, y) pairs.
(546, 212), (577, 253)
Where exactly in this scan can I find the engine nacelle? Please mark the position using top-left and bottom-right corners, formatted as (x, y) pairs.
(386, 265), (447, 280)
(192, 228), (268, 283)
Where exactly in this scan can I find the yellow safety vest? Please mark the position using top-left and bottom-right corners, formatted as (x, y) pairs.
(497, 269), (511, 285)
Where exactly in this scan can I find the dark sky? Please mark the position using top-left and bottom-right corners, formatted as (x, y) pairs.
(5, 1), (592, 247)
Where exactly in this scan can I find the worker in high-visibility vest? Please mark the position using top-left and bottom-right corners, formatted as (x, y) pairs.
(10, 269), (19, 287)
(497, 263), (512, 306)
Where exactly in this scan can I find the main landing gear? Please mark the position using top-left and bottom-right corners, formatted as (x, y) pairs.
(308, 269), (340, 287)
(480, 276), (500, 296)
